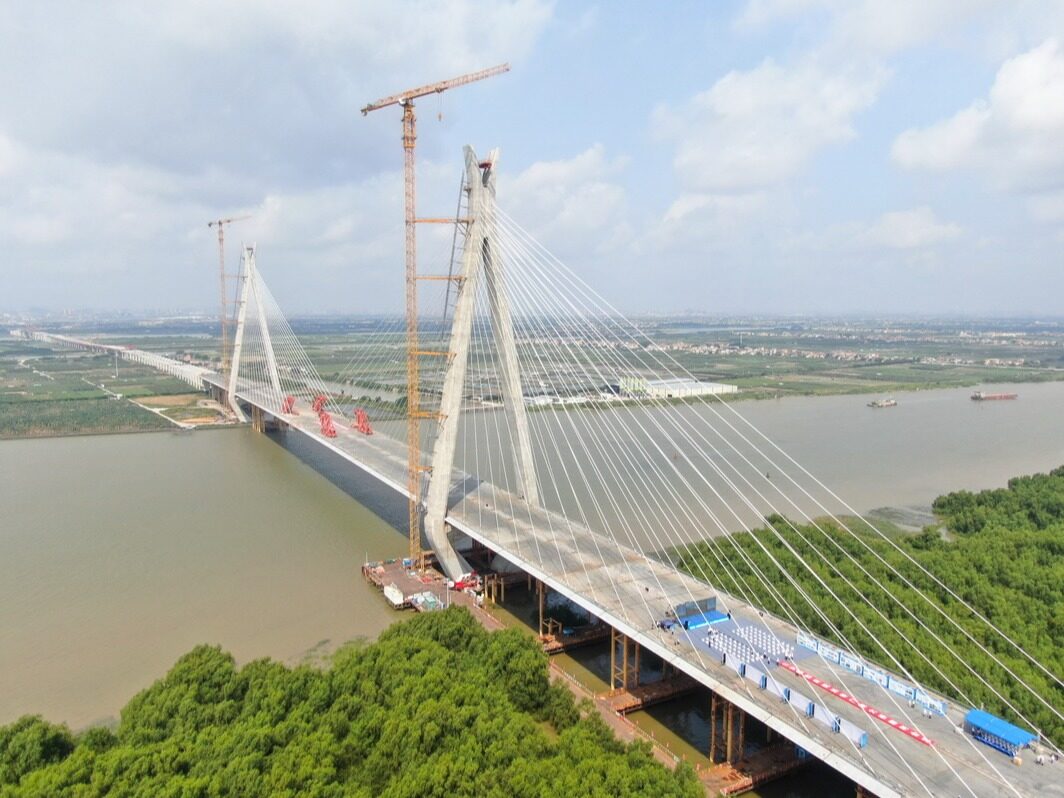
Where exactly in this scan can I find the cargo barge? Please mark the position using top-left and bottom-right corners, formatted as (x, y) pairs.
(971, 391), (1018, 401)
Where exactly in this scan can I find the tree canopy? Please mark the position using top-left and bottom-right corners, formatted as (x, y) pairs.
(0, 608), (700, 798)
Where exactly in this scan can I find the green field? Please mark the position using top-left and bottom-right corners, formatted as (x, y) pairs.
(4, 316), (1062, 436)
(0, 398), (172, 438)
(0, 341), (195, 437)
(678, 355), (1063, 401)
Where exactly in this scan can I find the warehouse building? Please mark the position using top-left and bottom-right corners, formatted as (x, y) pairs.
(620, 376), (738, 399)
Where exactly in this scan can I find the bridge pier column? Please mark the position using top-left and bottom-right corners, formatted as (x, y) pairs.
(251, 405), (265, 433)
(612, 629), (621, 689)
(484, 574), (504, 606)
(710, 692), (720, 764)
(634, 641), (640, 687)
(537, 580), (545, 636)
(725, 700), (735, 764)
(737, 704), (745, 762)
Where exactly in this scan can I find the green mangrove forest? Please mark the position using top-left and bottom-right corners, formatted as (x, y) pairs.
(677, 466), (1064, 744)
(0, 610), (700, 797)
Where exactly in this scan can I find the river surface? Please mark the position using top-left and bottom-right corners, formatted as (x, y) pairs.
(0, 427), (406, 728)
(390, 379), (1064, 551)
(2, 380), (1063, 738)
(723, 380), (1064, 515)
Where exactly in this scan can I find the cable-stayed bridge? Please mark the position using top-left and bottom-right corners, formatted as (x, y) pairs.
(32, 148), (1063, 798)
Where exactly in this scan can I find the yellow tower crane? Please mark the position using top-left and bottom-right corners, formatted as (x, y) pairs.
(361, 63), (510, 565)
(207, 214), (251, 375)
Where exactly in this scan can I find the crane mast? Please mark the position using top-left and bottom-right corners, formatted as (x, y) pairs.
(207, 214), (251, 376)
(361, 63), (510, 566)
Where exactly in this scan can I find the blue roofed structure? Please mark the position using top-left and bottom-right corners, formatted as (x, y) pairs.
(666, 596), (727, 629)
(964, 709), (1037, 756)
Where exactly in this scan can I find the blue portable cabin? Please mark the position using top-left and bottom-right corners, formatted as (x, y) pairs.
(669, 596), (727, 629)
(963, 709), (1037, 756)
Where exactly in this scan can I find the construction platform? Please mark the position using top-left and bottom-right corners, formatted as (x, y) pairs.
(361, 558), (480, 614)
(540, 623), (611, 654)
(701, 742), (811, 796)
(605, 673), (699, 714)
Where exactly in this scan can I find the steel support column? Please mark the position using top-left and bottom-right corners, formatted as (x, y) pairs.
(612, 629), (625, 693)
(610, 629), (640, 692)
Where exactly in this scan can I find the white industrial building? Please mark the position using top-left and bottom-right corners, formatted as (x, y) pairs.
(620, 376), (738, 399)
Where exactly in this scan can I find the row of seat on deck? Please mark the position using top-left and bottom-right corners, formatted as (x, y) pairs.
(704, 628), (761, 665)
(736, 624), (795, 659)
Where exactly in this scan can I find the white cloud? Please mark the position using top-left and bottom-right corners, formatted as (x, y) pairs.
(6, 214), (70, 247)
(0, 1), (552, 189)
(144, 0), (551, 73)
(827, 1), (1001, 55)
(654, 58), (885, 193)
(736, 0), (1004, 55)
(893, 39), (1064, 191)
(853, 207), (961, 249)
(1028, 191), (1064, 223)
(661, 193), (767, 226)
(0, 1), (554, 310)
(0, 133), (19, 177)
(500, 144), (630, 254)
(892, 105), (990, 172)
(735, 0), (830, 30)
(566, 6), (600, 38)
(0, 126), (470, 310)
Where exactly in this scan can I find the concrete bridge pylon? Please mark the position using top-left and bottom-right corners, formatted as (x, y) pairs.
(423, 146), (540, 579)
(228, 244), (282, 422)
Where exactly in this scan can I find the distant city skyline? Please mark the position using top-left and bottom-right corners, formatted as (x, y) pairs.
(2, 1), (1064, 316)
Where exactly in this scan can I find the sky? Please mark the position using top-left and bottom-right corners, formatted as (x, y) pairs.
(2, 0), (1064, 317)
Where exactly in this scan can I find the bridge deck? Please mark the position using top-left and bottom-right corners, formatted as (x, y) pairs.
(210, 374), (1062, 798)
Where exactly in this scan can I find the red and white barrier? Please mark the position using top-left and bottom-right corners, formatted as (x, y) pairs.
(778, 659), (934, 747)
